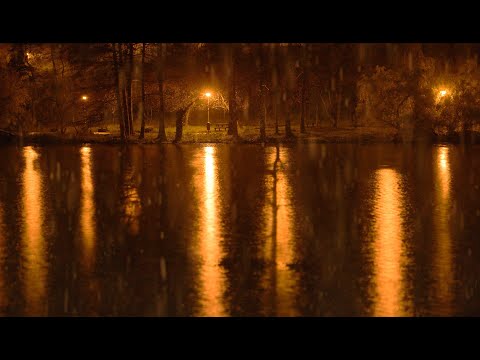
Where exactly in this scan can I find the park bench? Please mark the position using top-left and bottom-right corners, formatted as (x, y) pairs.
(213, 123), (229, 131)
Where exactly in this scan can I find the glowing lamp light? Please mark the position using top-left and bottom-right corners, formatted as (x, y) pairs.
(81, 95), (88, 101)
(439, 90), (447, 97)
(205, 92), (212, 98)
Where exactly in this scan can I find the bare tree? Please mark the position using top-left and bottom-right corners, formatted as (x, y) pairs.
(156, 43), (167, 142)
(139, 43), (146, 139)
(227, 44), (239, 138)
(112, 43), (126, 141)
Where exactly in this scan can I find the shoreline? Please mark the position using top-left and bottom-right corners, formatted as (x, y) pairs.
(2, 127), (480, 146)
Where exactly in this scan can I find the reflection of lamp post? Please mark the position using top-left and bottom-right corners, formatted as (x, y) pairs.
(205, 92), (212, 132)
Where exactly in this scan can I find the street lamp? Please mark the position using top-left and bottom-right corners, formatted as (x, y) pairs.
(205, 92), (212, 132)
(81, 95), (88, 128)
(435, 88), (450, 104)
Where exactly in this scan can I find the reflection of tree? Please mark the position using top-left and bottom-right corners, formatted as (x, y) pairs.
(119, 146), (142, 236)
(263, 143), (299, 316)
(269, 143), (280, 314)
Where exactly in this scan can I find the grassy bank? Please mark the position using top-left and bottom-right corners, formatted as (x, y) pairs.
(13, 125), (398, 145)
(4, 124), (480, 145)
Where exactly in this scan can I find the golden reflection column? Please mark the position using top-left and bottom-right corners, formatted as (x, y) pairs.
(21, 146), (47, 315)
(80, 146), (96, 270)
(195, 146), (226, 316)
(432, 147), (454, 315)
(370, 168), (412, 316)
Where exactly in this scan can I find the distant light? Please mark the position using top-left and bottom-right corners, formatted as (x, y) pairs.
(439, 90), (447, 97)
(205, 92), (212, 98)
(26, 52), (32, 60)
(82, 95), (88, 101)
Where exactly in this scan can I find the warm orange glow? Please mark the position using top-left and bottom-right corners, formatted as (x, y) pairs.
(433, 146), (454, 315)
(194, 146), (225, 316)
(82, 95), (88, 101)
(80, 146), (96, 268)
(26, 52), (32, 60)
(21, 146), (47, 315)
(435, 87), (450, 103)
(205, 92), (212, 98)
(0, 200), (5, 311)
(371, 168), (411, 316)
(262, 148), (298, 316)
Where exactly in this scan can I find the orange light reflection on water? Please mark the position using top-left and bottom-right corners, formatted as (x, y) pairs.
(21, 146), (47, 315)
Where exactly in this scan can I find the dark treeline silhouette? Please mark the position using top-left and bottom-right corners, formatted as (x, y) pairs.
(2, 43), (480, 142)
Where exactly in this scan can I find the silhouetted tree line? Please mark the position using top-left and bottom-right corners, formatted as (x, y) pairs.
(2, 43), (480, 142)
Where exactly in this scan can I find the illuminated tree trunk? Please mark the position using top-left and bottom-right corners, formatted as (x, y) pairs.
(128, 43), (134, 135)
(282, 46), (293, 138)
(119, 44), (130, 137)
(112, 43), (126, 141)
(300, 44), (309, 134)
(259, 44), (267, 141)
(174, 99), (196, 143)
(284, 90), (293, 138)
(156, 43), (167, 142)
(274, 94), (279, 135)
(139, 43), (146, 140)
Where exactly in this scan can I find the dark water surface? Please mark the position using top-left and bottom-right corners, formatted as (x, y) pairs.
(0, 143), (479, 316)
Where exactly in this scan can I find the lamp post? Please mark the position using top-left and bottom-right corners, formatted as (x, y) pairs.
(205, 92), (212, 132)
(81, 95), (88, 129)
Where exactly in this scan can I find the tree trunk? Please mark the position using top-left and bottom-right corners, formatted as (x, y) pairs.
(300, 78), (307, 133)
(174, 99), (197, 143)
(174, 110), (183, 143)
(259, 45), (267, 141)
(300, 46), (308, 134)
(50, 45), (64, 133)
(139, 43), (146, 139)
(122, 81), (130, 136)
(112, 43), (126, 141)
(274, 94), (279, 135)
(335, 92), (342, 128)
(227, 45), (239, 138)
(119, 44), (130, 137)
(260, 92), (267, 141)
(124, 43), (133, 135)
(285, 90), (293, 138)
(156, 44), (167, 142)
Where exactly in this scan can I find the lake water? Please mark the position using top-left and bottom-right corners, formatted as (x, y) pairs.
(0, 143), (479, 316)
